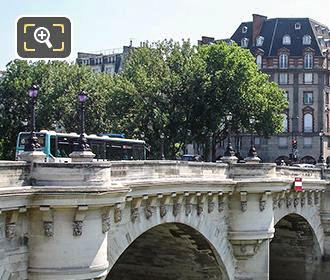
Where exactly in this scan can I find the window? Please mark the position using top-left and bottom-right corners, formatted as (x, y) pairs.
(279, 73), (288, 84)
(303, 137), (312, 148)
(304, 73), (313, 84)
(242, 26), (247, 33)
(303, 113), (313, 132)
(279, 53), (288, 69)
(254, 137), (260, 145)
(241, 38), (249, 48)
(304, 53), (313, 69)
(303, 35), (311, 45)
(256, 36), (264, 47)
(279, 137), (288, 147)
(326, 92), (329, 105)
(295, 23), (301, 30)
(303, 91), (313, 104)
(256, 55), (262, 68)
(283, 91), (289, 100)
(282, 114), (288, 132)
(283, 35), (291, 45)
(327, 114), (330, 133)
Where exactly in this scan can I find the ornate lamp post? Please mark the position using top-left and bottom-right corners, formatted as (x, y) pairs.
(160, 132), (165, 160)
(224, 113), (235, 157)
(76, 91), (91, 152)
(247, 117), (258, 158)
(318, 130), (325, 165)
(24, 85), (40, 151)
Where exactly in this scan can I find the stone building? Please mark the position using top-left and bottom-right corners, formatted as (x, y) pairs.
(76, 42), (134, 74)
(199, 14), (330, 164)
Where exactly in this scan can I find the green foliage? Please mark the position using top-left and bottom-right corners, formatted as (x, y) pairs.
(0, 40), (287, 160)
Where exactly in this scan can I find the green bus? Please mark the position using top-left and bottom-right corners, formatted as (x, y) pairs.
(16, 130), (146, 162)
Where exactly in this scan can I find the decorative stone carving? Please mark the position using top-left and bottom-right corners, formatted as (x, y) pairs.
(286, 195), (292, 208)
(241, 201), (247, 212)
(73, 221), (83, 236)
(308, 193), (313, 205)
(240, 192), (248, 212)
(272, 196), (277, 210)
(259, 201), (266, 212)
(114, 207), (122, 223)
(315, 192), (320, 205)
(101, 213), (111, 233)
(218, 197), (225, 212)
(208, 199), (215, 213)
(160, 205), (167, 218)
(301, 195), (306, 207)
(145, 205), (153, 219)
(294, 197), (299, 208)
(5, 223), (16, 240)
(185, 203), (192, 216)
(173, 203), (181, 217)
(230, 239), (264, 260)
(131, 208), (139, 223)
(278, 197), (283, 208)
(197, 204), (204, 215)
(43, 221), (54, 237)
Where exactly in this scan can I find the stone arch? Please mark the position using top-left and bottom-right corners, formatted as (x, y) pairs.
(271, 213), (324, 280)
(300, 155), (316, 165)
(106, 204), (235, 280)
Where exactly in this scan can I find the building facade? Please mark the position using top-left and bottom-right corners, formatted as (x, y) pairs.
(200, 14), (330, 164)
(76, 44), (133, 74)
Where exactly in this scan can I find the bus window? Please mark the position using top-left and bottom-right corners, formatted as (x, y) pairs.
(50, 135), (57, 157)
(111, 144), (122, 160)
(123, 144), (133, 160)
(57, 137), (71, 157)
(90, 140), (106, 160)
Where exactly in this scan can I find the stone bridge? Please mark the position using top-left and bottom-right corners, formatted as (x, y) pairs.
(1, 160), (330, 280)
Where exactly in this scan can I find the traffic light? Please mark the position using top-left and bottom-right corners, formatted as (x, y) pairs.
(292, 139), (297, 149)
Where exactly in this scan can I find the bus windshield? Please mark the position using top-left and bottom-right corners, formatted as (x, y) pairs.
(17, 132), (46, 149)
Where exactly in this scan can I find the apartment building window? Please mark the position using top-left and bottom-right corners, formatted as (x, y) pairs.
(295, 23), (301, 30)
(279, 73), (288, 84)
(283, 91), (289, 100)
(326, 92), (329, 105)
(303, 35), (311, 45)
(304, 73), (313, 84)
(241, 38), (249, 48)
(254, 137), (260, 145)
(242, 26), (247, 33)
(303, 91), (313, 105)
(279, 54), (288, 69)
(327, 114), (330, 132)
(256, 36), (264, 47)
(279, 137), (288, 148)
(283, 35), (291, 45)
(304, 53), (313, 69)
(282, 114), (288, 132)
(303, 113), (313, 132)
(303, 137), (312, 148)
(256, 55), (262, 68)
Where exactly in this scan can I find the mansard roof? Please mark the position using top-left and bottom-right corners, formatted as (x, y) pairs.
(231, 17), (330, 57)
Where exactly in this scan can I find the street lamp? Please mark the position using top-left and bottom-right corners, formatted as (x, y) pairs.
(24, 85), (40, 151)
(318, 130), (325, 164)
(224, 113), (235, 157)
(291, 116), (299, 163)
(77, 90), (91, 151)
(247, 117), (258, 158)
(160, 132), (165, 160)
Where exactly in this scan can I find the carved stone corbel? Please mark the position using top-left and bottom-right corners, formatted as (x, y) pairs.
(301, 191), (306, 207)
(129, 197), (142, 223)
(293, 192), (300, 208)
(208, 192), (215, 213)
(144, 195), (157, 219)
(114, 203), (123, 223)
(286, 191), (292, 208)
(259, 191), (271, 212)
(240, 192), (248, 212)
(307, 191), (313, 206)
(197, 192), (206, 215)
(40, 206), (53, 237)
(230, 239), (264, 260)
(218, 192), (225, 212)
(5, 210), (19, 240)
(315, 191), (320, 205)
(160, 195), (171, 218)
(73, 205), (88, 237)
(101, 207), (111, 233)
(185, 192), (194, 216)
(278, 191), (286, 208)
(173, 194), (183, 217)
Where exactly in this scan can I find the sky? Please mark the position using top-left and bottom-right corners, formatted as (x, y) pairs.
(1, 0), (330, 70)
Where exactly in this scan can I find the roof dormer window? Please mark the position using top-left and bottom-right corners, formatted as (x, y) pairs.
(295, 22), (301, 30)
(241, 38), (249, 48)
(283, 35), (291, 45)
(256, 36), (264, 47)
(242, 26), (248, 33)
(303, 35), (311, 45)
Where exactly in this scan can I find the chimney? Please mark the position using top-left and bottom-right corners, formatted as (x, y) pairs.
(252, 14), (267, 46)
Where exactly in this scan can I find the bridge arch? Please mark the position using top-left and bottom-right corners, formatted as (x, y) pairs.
(271, 213), (323, 280)
(106, 204), (235, 280)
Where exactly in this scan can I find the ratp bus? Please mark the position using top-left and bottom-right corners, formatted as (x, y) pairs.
(15, 130), (146, 162)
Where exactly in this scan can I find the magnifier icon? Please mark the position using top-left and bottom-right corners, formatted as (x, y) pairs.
(33, 27), (53, 48)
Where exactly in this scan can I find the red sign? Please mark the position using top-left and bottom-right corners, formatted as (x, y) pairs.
(294, 177), (303, 191)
